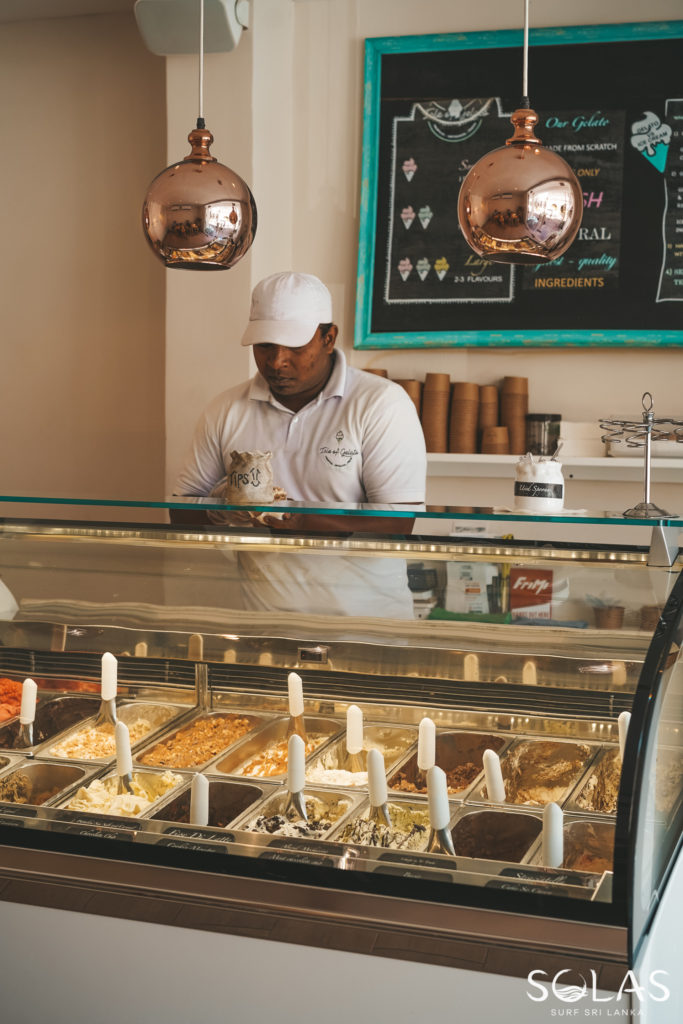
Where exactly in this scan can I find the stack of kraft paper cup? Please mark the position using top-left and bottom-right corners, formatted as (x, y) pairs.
(500, 376), (529, 454)
(448, 382), (480, 453)
(394, 379), (423, 419)
(421, 373), (451, 452)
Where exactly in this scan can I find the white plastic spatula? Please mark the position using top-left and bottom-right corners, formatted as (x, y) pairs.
(115, 720), (134, 795)
(286, 671), (308, 743)
(483, 748), (506, 803)
(15, 678), (38, 749)
(417, 717), (436, 773)
(190, 773), (209, 827)
(284, 733), (308, 821)
(346, 704), (364, 773)
(542, 802), (564, 868)
(427, 765), (455, 856)
(367, 747), (391, 827)
(618, 711), (631, 761)
(95, 652), (118, 727)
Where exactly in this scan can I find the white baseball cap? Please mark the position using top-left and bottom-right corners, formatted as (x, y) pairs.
(240, 272), (333, 348)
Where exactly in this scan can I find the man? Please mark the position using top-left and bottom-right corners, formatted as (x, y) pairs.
(172, 271), (427, 617)
(174, 271), (426, 521)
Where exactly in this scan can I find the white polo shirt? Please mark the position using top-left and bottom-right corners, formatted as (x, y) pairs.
(174, 349), (426, 503)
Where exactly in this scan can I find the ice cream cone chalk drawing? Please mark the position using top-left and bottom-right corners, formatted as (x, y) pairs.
(542, 803), (564, 869)
(418, 717), (436, 774)
(483, 748), (506, 803)
(346, 704), (364, 773)
(367, 748), (392, 828)
(286, 671), (307, 743)
(618, 711), (631, 761)
(15, 678), (37, 750)
(284, 734), (308, 822)
(427, 766), (455, 856)
(190, 773), (209, 827)
(95, 652), (118, 727)
(115, 721), (134, 796)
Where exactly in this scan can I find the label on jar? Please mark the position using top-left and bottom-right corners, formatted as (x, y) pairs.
(514, 482), (564, 498)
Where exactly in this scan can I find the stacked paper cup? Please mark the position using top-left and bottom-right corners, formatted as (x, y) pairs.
(481, 426), (510, 454)
(421, 373), (451, 452)
(394, 379), (423, 418)
(500, 376), (529, 454)
(448, 382), (480, 453)
(365, 367), (388, 377)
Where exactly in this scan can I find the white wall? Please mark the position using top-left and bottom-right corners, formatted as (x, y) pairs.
(0, 12), (167, 501)
(166, 0), (683, 506)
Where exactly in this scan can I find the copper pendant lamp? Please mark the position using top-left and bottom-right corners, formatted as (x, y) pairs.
(457, 1), (582, 265)
(142, 0), (257, 270)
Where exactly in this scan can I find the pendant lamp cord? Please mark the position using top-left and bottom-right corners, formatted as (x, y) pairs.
(197, 0), (205, 129)
(521, 0), (530, 108)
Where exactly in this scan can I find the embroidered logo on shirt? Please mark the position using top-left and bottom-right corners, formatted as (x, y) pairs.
(320, 430), (359, 468)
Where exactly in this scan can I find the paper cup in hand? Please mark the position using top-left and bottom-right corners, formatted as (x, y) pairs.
(542, 802), (563, 868)
(483, 748), (506, 803)
(418, 717), (436, 772)
(618, 711), (631, 761)
(190, 773), (209, 827)
(101, 652), (117, 702)
(115, 721), (133, 779)
(20, 678), (38, 725)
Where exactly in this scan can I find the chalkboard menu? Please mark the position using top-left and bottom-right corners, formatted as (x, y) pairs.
(354, 22), (683, 348)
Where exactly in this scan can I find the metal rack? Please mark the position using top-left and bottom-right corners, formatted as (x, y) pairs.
(601, 392), (683, 518)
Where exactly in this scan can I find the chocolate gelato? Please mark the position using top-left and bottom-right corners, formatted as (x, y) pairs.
(452, 810), (540, 862)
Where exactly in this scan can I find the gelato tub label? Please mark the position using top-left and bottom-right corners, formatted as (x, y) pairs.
(260, 849), (340, 868)
(59, 811), (139, 831)
(514, 482), (564, 499)
(162, 826), (236, 844)
(157, 837), (232, 853)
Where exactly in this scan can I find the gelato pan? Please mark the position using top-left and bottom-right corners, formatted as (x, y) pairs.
(451, 809), (541, 862)
(64, 769), (182, 817)
(0, 762), (89, 805)
(215, 716), (341, 779)
(0, 696), (99, 750)
(306, 725), (415, 788)
(338, 801), (431, 851)
(138, 712), (264, 770)
(150, 779), (264, 828)
(47, 702), (176, 760)
(0, 678), (22, 722)
(480, 739), (592, 806)
(562, 820), (615, 874)
(574, 748), (621, 814)
(389, 731), (506, 796)
(241, 791), (352, 840)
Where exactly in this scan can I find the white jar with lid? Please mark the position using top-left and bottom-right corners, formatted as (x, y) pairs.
(514, 455), (564, 513)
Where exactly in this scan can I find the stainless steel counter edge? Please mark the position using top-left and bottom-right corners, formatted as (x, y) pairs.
(0, 843), (628, 985)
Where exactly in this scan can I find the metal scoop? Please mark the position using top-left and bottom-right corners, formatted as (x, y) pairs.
(14, 678), (38, 750)
(483, 748), (506, 803)
(427, 766), (455, 856)
(190, 773), (209, 827)
(115, 721), (134, 795)
(286, 671), (308, 743)
(367, 748), (391, 828)
(284, 733), (308, 821)
(95, 652), (118, 727)
(346, 704), (364, 773)
(542, 802), (564, 868)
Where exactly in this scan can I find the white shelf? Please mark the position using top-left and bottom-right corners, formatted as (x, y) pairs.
(426, 453), (683, 483)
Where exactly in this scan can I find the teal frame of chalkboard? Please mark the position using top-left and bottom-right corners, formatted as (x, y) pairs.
(355, 21), (683, 349)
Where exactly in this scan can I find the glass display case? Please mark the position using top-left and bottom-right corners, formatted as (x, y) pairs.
(0, 495), (681, 1007)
